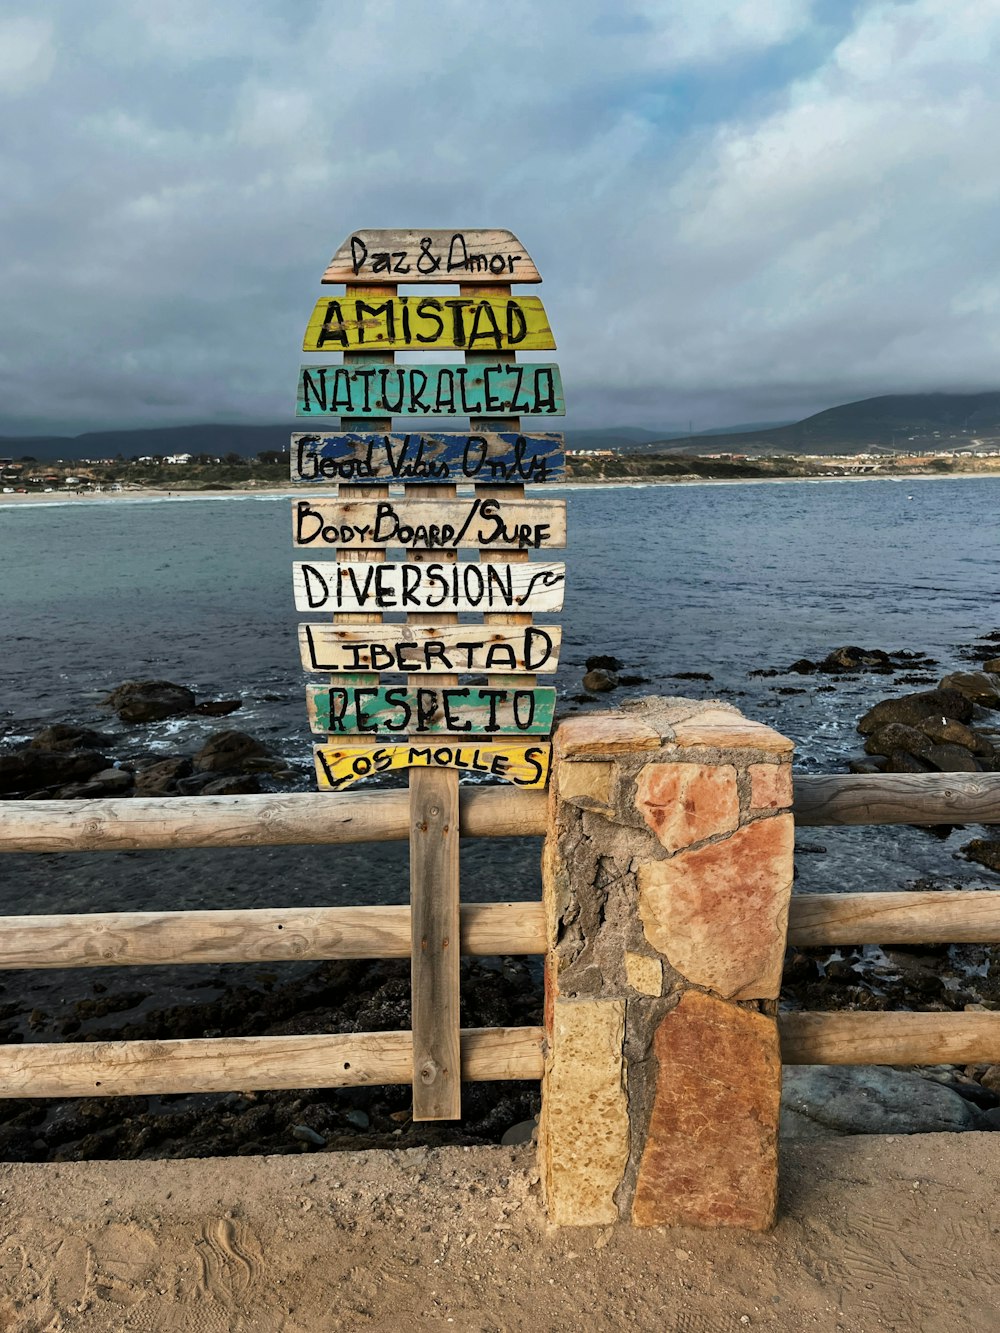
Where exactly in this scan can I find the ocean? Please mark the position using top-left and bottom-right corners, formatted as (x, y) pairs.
(2, 475), (1000, 917)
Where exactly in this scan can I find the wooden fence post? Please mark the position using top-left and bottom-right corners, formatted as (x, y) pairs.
(539, 698), (795, 1230)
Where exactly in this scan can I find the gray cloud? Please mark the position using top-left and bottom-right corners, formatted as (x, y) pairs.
(0, 0), (996, 436)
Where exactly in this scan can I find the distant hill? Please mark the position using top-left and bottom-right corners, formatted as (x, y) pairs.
(635, 392), (1000, 456)
(4, 392), (1000, 462)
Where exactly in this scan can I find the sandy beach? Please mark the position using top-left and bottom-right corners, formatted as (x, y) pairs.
(1, 1133), (997, 1330)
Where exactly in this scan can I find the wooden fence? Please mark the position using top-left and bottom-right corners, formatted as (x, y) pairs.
(0, 770), (999, 1101)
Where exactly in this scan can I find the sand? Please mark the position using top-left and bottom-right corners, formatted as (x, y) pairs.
(0, 1133), (997, 1331)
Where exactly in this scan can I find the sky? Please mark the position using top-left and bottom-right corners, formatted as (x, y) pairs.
(2, 0), (999, 437)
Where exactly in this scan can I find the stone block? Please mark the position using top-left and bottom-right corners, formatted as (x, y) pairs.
(556, 713), (661, 757)
(625, 952), (662, 996)
(558, 760), (614, 813)
(632, 990), (780, 1230)
(749, 763), (792, 810)
(638, 815), (794, 999)
(672, 708), (793, 755)
(542, 999), (629, 1226)
(636, 762), (739, 852)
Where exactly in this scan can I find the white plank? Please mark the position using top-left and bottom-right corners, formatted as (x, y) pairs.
(293, 561), (565, 613)
(297, 623), (561, 674)
(292, 496), (566, 551)
(322, 229), (541, 284)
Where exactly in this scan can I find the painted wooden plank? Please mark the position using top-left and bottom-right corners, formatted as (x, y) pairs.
(306, 684), (557, 736)
(296, 362), (564, 418)
(313, 741), (551, 791)
(303, 295), (555, 353)
(322, 230), (542, 285)
(290, 431), (565, 484)
(293, 560), (566, 613)
(410, 766), (461, 1118)
(292, 497), (566, 552)
(297, 623), (562, 675)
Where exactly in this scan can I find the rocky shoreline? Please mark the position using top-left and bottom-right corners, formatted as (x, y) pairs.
(2, 650), (1000, 1159)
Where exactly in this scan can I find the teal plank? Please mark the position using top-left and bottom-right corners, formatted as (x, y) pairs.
(296, 362), (565, 418)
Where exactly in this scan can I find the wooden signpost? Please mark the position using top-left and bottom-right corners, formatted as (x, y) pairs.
(291, 227), (566, 1121)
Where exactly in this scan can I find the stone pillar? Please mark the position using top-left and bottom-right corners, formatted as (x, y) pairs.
(539, 698), (794, 1230)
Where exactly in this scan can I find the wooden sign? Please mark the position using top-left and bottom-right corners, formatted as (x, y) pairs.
(303, 295), (555, 353)
(290, 431), (565, 484)
(322, 230), (541, 285)
(297, 362), (565, 418)
(314, 741), (551, 791)
(307, 684), (556, 736)
(298, 623), (562, 675)
(292, 497), (566, 552)
(293, 561), (566, 613)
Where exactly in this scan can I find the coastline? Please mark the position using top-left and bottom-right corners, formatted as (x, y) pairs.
(2, 469), (999, 507)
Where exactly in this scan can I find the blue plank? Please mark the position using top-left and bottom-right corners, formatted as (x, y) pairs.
(290, 431), (564, 484)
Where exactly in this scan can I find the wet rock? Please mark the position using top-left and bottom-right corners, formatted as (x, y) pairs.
(863, 723), (931, 760)
(886, 749), (933, 774)
(0, 748), (109, 796)
(193, 730), (273, 774)
(619, 673), (651, 686)
(174, 772), (218, 794)
(105, 680), (196, 723)
(200, 775), (262, 796)
(787, 658), (817, 674)
(58, 767), (134, 798)
(192, 699), (243, 717)
(134, 757), (193, 795)
(28, 724), (115, 752)
(848, 756), (887, 774)
(917, 715), (992, 754)
(984, 658), (1000, 673)
(820, 646), (893, 674)
(938, 671), (1000, 709)
(585, 655), (623, 672)
(781, 1065), (986, 1137)
(962, 839), (1000, 874)
(923, 743), (981, 774)
(670, 671), (713, 682)
(582, 668), (618, 693)
(858, 688), (974, 735)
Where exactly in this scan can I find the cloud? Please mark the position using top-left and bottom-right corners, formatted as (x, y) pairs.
(0, 0), (997, 436)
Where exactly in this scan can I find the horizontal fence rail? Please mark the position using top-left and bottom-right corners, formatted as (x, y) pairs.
(779, 1012), (1000, 1066)
(793, 772), (1000, 827)
(0, 1027), (545, 1099)
(788, 892), (1000, 945)
(0, 787), (548, 854)
(0, 902), (547, 968)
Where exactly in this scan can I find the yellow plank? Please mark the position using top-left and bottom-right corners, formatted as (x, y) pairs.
(314, 741), (550, 791)
(303, 295), (555, 353)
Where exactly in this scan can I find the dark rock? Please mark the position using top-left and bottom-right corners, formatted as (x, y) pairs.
(886, 749), (933, 774)
(58, 767), (134, 798)
(917, 715), (991, 754)
(581, 669), (618, 693)
(962, 839), (1000, 873)
(669, 671), (713, 682)
(105, 680), (196, 723)
(939, 671), (1000, 709)
(344, 1108), (370, 1130)
(819, 646), (893, 674)
(193, 730), (272, 774)
(923, 743), (981, 774)
(0, 748), (109, 796)
(28, 724), (115, 752)
(174, 772), (218, 794)
(500, 1118), (537, 1146)
(291, 1124), (326, 1146)
(585, 655), (623, 672)
(568, 694), (598, 704)
(134, 758), (193, 795)
(618, 674), (650, 686)
(787, 658), (817, 674)
(200, 775), (262, 796)
(773, 687), (807, 695)
(192, 699), (243, 717)
(858, 688), (974, 735)
(863, 723), (931, 760)
(848, 756), (887, 774)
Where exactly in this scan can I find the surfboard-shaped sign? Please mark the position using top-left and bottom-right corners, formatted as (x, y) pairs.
(297, 623), (562, 675)
(296, 362), (565, 418)
(290, 432), (565, 484)
(322, 230), (541, 285)
(314, 741), (551, 791)
(292, 497), (566, 551)
(306, 684), (556, 736)
(303, 295), (555, 353)
(293, 561), (566, 614)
